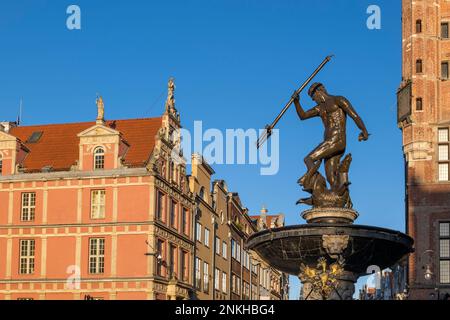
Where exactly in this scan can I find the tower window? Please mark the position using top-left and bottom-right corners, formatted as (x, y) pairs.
(416, 59), (423, 73)
(416, 20), (422, 33)
(416, 97), (423, 111)
(442, 61), (449, 79)
(442, 22), (449, 39)
(94, 147), (105, 170)
(440, 222), (450, 283)
(438, 128), (450, 181)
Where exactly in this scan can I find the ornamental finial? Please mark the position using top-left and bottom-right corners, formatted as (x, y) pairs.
(96, 94), (105, 125)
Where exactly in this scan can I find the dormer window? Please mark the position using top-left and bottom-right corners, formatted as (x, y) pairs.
(94, 147), (105, 170)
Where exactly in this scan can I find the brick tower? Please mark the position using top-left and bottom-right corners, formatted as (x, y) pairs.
(398, 0), (450, 300)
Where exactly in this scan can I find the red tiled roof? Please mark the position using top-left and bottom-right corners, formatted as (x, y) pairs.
(9, 118), (162, 172)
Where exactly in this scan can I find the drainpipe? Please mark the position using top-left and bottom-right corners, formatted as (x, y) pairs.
(211, 215), (217, 300)
(192, 204), (199, 299)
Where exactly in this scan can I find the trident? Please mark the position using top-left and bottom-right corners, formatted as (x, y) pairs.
(256, 55), (334, 149)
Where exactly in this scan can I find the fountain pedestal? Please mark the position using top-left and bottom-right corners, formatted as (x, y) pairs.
(300, 271), (358, 300)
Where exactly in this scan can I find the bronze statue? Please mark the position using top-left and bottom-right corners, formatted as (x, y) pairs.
(293, 83), (369, 208)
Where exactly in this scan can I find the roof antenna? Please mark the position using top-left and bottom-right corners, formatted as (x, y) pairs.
(17, 98), (23, 126)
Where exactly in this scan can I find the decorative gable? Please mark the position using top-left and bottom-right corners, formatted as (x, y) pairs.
(77, 124), (121, 171)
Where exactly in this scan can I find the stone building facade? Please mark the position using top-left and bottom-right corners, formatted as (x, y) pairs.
(398, 0), (450, 299)
(0, 79), (288, 300)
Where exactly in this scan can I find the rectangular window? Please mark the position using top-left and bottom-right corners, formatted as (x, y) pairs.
(21, 193), (36, 222)
(416, 97), (423, 111)
(215, 237), (221, 255)
(441, 223), (450, 237)
(416, 20), (422, 33)
(156, 239), (164, 276)
(442, 22), (449, 39)
(440, 239), (450, 258)
(181, 208), (189, 235)
(439, 163), (449, 181)
(19, 239), (35, 275)
(195, 257), (202, 289)
(441, 261), (450, 284)
(243, 281), (250, 300)
(442, 61), (449, 79)
(89, 238), (105, 274)
(252, 285), (258, 300)
(170, 200), (177, 229)
(416, 59), (423, 73)
(236, 243), (241, 263)
(236, 276), (241, 295)
(215, 268), (220, 291)
(204, 228), (210, 247)
(252, 263), (258, 274)
(439, 145), (449, 161)
(196, 222), (202, 242)
(222, 241), (227, 259)
(180, 250), (188, 282)
(90, 190), (105, 219)
(438, 129), (450, 182)
(156, 190), (165, 221)
(440, 222), (450, 284)
(222, 272), (227, 293)
(439, 128), (449, 143)
(169, 244), (176, 278)
(231, 239), (236, 259)
(203, 262), (209, 293)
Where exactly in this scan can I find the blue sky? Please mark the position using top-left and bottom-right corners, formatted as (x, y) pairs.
(0, 0), (403, 299)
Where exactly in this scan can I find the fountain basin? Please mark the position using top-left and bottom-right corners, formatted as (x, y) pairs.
(246, 224), (414, 275)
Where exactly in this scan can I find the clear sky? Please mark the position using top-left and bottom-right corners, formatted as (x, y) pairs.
(0, 0), (404, 299)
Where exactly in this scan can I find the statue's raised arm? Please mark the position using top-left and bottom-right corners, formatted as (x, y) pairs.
(336, 96), (369, 142)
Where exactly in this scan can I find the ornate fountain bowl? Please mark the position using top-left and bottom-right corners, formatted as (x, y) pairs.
(246, 224), (414, 275)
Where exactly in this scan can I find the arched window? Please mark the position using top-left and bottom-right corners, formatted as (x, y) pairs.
(199, 187), (205, 201)
(94, 147), (105, 170)
(416, 19), (422, 33)
(0, 155), (3, 174)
